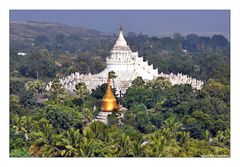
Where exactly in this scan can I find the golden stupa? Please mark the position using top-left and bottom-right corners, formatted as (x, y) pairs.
(101, 73), (119, 112)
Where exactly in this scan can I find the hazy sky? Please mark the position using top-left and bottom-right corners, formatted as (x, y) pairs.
(10, 10), (230, 39)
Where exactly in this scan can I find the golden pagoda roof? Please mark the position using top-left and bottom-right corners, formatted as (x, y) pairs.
(101, 73), (118, 112)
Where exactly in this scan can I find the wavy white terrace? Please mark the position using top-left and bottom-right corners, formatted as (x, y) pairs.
(46, 26), (204, 96)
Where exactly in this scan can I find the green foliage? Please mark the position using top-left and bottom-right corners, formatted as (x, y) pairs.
(91, 83), (107, 99)
(123, 86), (158, 109)
(45, 105), (77, 132)
(10, 127), (28, 150)
(160, 84), (195, 115)
(75, 82), (89, 99)
(10, 148), (31, 157)
(10, 95), (22, 115)
(10, 73), (230, 158)
(49, 79), (70, 103)
(130, 104), (147, 114)
(135, 110), (151, 133)
(201, 81), (230, 104)
(131, 76), (145, 87)
(150, 112), (163, 129)
(10, 79), (35, 107)
(18, 52), (57, 79)
(25, 80), (46, 94)
(146, 77), (171, 90)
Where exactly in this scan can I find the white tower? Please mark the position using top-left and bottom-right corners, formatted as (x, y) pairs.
(106, 25), (135, 72)
(106, 25), (158, 80)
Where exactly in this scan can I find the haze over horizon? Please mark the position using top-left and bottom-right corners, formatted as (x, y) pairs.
(10, 10), (230, 39)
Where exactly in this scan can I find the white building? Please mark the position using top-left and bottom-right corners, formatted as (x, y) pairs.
(106, 26), (158, 80)
(47, 26), (204, 96)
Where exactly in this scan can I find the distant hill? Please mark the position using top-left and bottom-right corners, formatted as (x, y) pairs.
(10, 20), (109, 41)
(10, 21), (114, 54)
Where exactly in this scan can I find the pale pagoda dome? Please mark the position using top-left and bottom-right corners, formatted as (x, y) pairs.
(112, 25), (131, 52)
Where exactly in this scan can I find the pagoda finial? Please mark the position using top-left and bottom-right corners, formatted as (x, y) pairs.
(119, 24), (123, 32)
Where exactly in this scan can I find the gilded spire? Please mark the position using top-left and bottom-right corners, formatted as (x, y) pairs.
(101, 72), (118, 112)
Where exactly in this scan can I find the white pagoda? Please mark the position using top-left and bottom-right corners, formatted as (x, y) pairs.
(106, 25), (158, 80)
(47, 25), (204, 96)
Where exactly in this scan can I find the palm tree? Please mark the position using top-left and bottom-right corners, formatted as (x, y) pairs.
(115, 133), (131, 157)
(129, 141), (144, 157)
(178, 131), (191, 156)
(163, 117), (183, 134)
(78, 137), (96, 157)
(48, 127), (98, 157)
(81, 107), (94, 126)
(216, 131), (224, 143)
(146, 130), (167, 157)
(211, 130), (229, 148)
(54, 128), (82, 157)
(224, 128), (230, 148)
(203, 130), (211, 143)
(29, 123), (57, 157)
(11, 115), (33, 141)
(25, 80), (45, 95)
(144, 118), (183, 157)
(50, 79), (67, 102)
(83, 121), (107, 140)
(75, 82), (88, 104)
